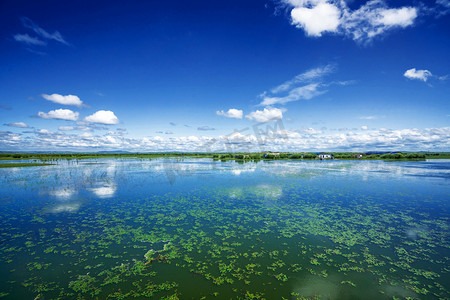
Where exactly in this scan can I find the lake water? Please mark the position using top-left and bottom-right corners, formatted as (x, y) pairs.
(0, 158), (449, 299)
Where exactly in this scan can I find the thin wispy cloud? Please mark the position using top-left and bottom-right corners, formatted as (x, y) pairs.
(156, 130), (174, 134)
(20, 17), (68, 45)
(433, 0), (450, 17)
(197, 126), (216, 131)
(258, 64), (348, 106)
(271, 65), (335, 94)
(13, 33), (46, 46)
(4, 122), (29, 128)
(281, 0), (419, 43)
(14, 17), (69, 49)
(58, 126), (75, 131)
(262, 83), (325, 106)
(359, 115), (379, 120)
(25, 48), (46, 56)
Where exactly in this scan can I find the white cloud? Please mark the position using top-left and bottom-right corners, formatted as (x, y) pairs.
(79, 132), (93, 138)
(361, 125), (368, 130)
(198, 126), (216, 131)
(359, 115), (379, 120)
(261, 83), (324, 105)
(20, 17), (68, 45)
(282, 0), (418, 43)
(13, 33), (46, 46)
(5, 122), (29, 128)
(437, 0), (450, 8)
(340, 2), (417, 42)
(375, 7), (417, 27)
(84, 110), (119, 125)
(300, 127), (322, 135)
(246, 107), (283, 123)
(0, 131), (21, 147)
(1, 126), (449, 152)
(259, 64), (347, 106)
(404, 68), (432, 82)
(38, 129), (52, 134)
(271, 65), (334, 94)
(156, 130), (172, 135)
(58, 126), (75, 131)
(38, 109), (79, 121)
(436, 0), (450, 16)
(42, 94), (83, 106)
(216, 108), (243, 119)
(291, 2), (341, 37)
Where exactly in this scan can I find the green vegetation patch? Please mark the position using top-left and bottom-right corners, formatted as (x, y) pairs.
(0, 163), (55, 168)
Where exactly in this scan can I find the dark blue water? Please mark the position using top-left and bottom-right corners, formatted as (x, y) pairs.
(0, 159), (449, 299)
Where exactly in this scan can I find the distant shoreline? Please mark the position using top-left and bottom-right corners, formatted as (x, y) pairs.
(1, 152), (449, 162)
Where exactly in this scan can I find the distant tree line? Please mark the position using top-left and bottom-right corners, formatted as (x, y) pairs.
(1, 151), (448, 161)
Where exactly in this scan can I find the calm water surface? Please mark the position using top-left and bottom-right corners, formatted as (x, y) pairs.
(0, 159), (449, 299)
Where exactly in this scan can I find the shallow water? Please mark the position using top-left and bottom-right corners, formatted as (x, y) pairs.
(0, 158), (449, 299)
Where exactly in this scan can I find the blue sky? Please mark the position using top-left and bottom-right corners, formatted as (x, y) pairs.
(0, 0), (449, 152)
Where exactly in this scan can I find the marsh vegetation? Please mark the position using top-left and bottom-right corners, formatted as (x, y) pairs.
(0, 158), (448, 299)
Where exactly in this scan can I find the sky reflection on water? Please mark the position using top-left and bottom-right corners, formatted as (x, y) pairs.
(0, 159), (448, 299)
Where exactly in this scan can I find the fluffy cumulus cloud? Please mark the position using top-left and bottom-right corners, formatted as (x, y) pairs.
(84, 110), (119, 125)
(216, 108), (243, 119)
(38, 109), (79, 121)
(291, 2), (341, 37)
(404, 68), (432, 82)
(42, 94), (83, 106)
(246, 107), (284, 123)
(282, 0), (418, 43)
(5, 122), (29, 128)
